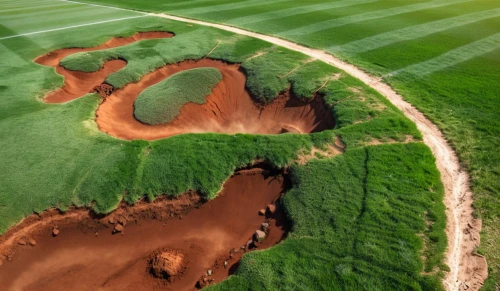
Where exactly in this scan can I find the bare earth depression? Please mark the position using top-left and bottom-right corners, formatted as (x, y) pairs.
(0, 168), (289, 291)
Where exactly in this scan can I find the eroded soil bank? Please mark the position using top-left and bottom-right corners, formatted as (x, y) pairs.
(36, 36), (334, 140)
(0, 167), (289, 291)
(97, 59), (334, 140)
(35, 31), (174, 103)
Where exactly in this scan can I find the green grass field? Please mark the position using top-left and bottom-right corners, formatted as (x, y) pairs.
(0, 0), (457, 289)
(66, 0), (500, 288)
(133, 67), (222, 125)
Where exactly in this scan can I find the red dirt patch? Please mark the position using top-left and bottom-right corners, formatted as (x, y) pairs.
(0, 168), (289, 291)
(96, 59), (334, 140)
(35, 31), (174, 103)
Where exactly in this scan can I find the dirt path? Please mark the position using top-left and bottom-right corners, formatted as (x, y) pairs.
(148, 12), (487, 291)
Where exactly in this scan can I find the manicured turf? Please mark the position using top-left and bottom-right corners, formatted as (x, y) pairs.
(134, 67), (222, 125)
(0, 0), (447, 289)
(73, 0), (500, 287)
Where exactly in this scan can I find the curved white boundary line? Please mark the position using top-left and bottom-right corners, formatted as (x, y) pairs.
(149, 13), (484, 291)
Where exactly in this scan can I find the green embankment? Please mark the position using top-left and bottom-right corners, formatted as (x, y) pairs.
(0, 1), (447, 289)
(134, 67), (222, 125)
(208, 144), (446, 291)
(75, 0), (500, 286)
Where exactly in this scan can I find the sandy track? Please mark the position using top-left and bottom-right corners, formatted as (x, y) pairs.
(148, 12), (487, 290)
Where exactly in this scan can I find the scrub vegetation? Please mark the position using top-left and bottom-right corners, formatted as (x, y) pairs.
(134, 67), (222, 125)
(0, 0), (448, 289)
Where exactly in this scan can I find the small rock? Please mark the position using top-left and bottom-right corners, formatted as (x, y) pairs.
(245, 240), (253, 250)
(258, 209), (266, 216)
(117, 216), (127, 226)
(224, 261), (228, 268)
(207, 269), (212, 276)
(267, 204), (276, 214)
(254, 230), (266, 242)
(108, 217), (115, 224)
(52, 228), (60, 236)
(18, 240), (26, 246)
(114, 224), (124, 233)
(7, 256), (12, 262)
(28, 239), (37, 246)
(261, 222), (270, 231)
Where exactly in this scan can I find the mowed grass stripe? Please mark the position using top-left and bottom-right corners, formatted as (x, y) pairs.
(0, 1), (76, 13)
(279, 0), (472, 36)
(0, 15), (147, 40)
(170, 0), (290, 15)
(60, 0), (147, 13)
(0, 2), (141, 38)
(0, 0), (54, 7)
(0, 2), (83, 17)
(161, 0), (222, 9)
(0, 4), (121, 21)
(393, 33), (500, 76)
(331, 8), (500, 54)
(226, 0), (377, 25)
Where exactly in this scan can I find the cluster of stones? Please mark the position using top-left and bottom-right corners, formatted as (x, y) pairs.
(109, 215), (127, 234)
(198, 202), (278, 288)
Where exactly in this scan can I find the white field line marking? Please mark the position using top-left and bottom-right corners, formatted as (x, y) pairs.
(2, 0), (481, 289)
(280, 0), (472, 36)
(0, 15), (146, 40)
(226, 0), (377, 25)
(59, 0), (147, 13)
(169, 0), (290, 15)
(332, 7), (500, 53)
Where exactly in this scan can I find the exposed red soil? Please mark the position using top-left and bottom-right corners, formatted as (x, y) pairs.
(36, 33), (334, 140)
(35, 31), (174, 103)
(96, 59), (334, 140)
(0, 168), (289, 291)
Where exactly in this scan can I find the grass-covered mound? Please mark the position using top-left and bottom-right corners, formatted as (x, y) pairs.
(134, 67), (222, 125)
